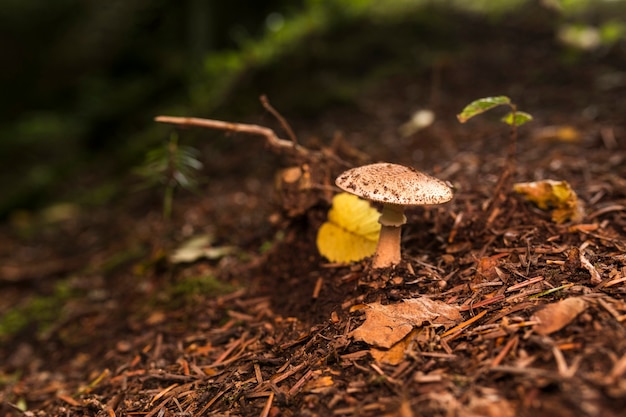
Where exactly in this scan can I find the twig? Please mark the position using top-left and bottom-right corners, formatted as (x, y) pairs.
(599, 276), (626, 289)
(441, 310), (487, 339)
(489, 365), (571, 381)
(288, 369), (315, 396)
(460, 294), (505, 312)
(587, 204), (626, 220)
(340, 350), (369, 361)
(149, 383), (179, 406)
(260, 95), (298, 145)
(506, 276), (544, 292)
(370, 363), (400, 385)
(154, 116), (308, 157)
(579, 241), (602, 284)
(470, 281), (503, 289)
(417, 351), (456, 359)
(259, 391), (275, 417)
(597, 297), (626, 322)
(210, 334), (244, 367)
(254, 363), (264, 385)
(271, 363), (307, 385)
(491, 335), (519, 367)
(552, 345), (579, 378)
(57, 394), (81, 406)
(197, 388), (228, 415)
(312, 277), (323, 299)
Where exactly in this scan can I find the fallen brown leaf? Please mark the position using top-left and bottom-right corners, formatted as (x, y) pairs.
(350, 298), (461, 349)
(532, 297), (587, 335)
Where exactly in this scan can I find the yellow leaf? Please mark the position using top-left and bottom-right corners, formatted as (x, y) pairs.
(513, 179), (584, 223)
(316, 193), (381, 263)
(532, 125), (581, 143)
(328, 193), (380, 240)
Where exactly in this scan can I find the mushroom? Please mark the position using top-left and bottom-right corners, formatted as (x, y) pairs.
(335, 162), (453, 269)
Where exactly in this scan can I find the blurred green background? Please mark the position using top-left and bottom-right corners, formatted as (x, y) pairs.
(1, 0), (623, 219)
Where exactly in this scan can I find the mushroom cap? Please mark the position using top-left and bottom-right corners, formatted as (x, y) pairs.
(335, 162), (453, 206)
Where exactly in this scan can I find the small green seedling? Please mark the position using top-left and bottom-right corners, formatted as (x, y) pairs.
(457, 96), (532, 126)
(457, 96), (533, 217)
(457, 96), (532, 159)
(135, 132), (203, 219)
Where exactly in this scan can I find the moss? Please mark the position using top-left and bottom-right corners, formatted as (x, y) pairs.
(164, 275), (238, 308)
(95, 245), (147, 274)
(0, 245), (145, 340)
(0, 280), (77, 340)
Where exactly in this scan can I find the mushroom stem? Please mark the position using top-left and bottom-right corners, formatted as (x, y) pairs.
(372, 204), (406, 268)
(372, 224), (402, 268)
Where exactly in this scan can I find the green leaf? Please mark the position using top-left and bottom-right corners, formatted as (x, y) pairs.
(456, 96), (511, 123)
(599, 20), (626, 45)
(501, 111), (533, 127)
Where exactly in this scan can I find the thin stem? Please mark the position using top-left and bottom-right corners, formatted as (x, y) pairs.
(507, 103), (518, 168)
(163, 184), (174, 220)
(485, 104), (517, 219)
(260, 95), (298, 145)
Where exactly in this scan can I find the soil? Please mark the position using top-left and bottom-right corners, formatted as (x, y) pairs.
(2, 10), (626, 417)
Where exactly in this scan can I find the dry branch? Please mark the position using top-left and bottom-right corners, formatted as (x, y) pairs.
(260, 94), (298, 145)
(155, 115), (306, 152)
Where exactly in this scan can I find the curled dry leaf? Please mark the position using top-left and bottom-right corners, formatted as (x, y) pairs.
(513, 179), (584, 223)
(169, 234), (236, 264)
(398, 109), (435, 137)
(350, 298), (461, 349)
(476, 253), (508, 281)
(532, 297), (588, 335)
(579, 242), (602, 284)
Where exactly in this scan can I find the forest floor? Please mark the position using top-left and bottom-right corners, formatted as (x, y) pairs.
(1, 9), (626, 417)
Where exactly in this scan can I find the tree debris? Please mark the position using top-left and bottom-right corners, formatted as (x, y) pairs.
(532, 297), (588, 335)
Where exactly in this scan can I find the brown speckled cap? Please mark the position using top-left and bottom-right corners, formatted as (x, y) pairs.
(335, 162), (453, 206)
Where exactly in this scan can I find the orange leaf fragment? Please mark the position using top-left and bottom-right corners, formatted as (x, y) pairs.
(303, 375), (334, 393)
(532, 125), (581, 143)
(370, 330), (416, 365)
